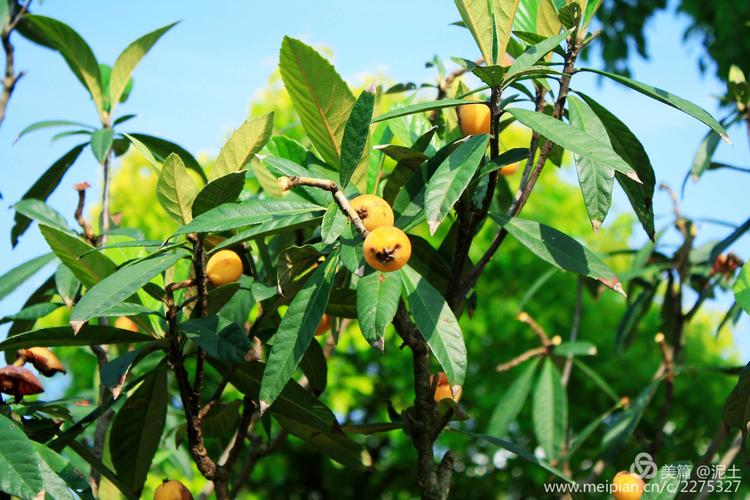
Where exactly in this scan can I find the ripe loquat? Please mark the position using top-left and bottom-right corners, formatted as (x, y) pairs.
(431, 372), (462, 403)
(316, 314), (331, 336)
(350, 194), (394, 232)
(499, 162), (519, 176)
(363, 226), (412, 272)
(115, 316), (139, 333)
(206, 250), (243, 286)
(457, 102), (490, 136)
(154, 479), (194, 500)
(612, 471), (645, 500)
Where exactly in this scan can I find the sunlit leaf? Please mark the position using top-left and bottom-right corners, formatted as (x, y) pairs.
(340, 89), (374, 187)
(191, 171), (246, 217)
(487, 357), (539, 437)
(211, 113), (274, 180)
(356, 271), (401, 349)
(0, 252), (56, 302)
(156, 153), (197, 223)
(90, 128), (114, 163)
(532, 358), (567, 460)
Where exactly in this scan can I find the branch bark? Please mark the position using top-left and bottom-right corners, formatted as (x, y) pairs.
(0, 0), (31, 129)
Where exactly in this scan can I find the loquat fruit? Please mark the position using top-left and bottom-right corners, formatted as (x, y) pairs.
(431, 372), (462, 403)
(350, 194), (394, 232)
(612, 471), (645, 500)
(316, 314), (331, 336)
(206, 250), (243, 286)
(499, 162), (519, 176)
(154, 479), (194, 500)
(363, 226), (412, 272)
(114, 316), (139, 333)
(457, 102), (490, 137)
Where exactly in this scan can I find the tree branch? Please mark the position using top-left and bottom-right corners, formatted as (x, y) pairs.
(0, 0), (31, 129)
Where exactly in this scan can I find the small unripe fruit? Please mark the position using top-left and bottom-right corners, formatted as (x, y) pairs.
(612, 471), (645, 500)
(315, 314), (330, 336)
(114, 316), (139, 332)
(350, 195), (394, 232)
(363, 226), (412, 272)
(154, 479), (193, 500)
(206, 250), (243, 286)
(457, 103), (490, 136)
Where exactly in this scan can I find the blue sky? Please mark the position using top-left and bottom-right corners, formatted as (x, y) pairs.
(1, 1), (748, 358)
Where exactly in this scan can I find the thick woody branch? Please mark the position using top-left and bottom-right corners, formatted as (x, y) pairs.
(277, 175), (369, 239)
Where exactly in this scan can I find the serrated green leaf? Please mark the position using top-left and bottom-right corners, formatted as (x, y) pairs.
(532, 358), (567, 460)
(425, 134), (488, 234)
(567, 95), (614, 231)
(508, 107), (639, 180)
(487, 357), (539, 437)
(400, 265), (467, 385)
(340, 89), (374, 187)
(126, 133), (206, 182)
(70, 250), (189, 327)
(109, 22), (177, 109)
(21, 15), (105, 115)
(40, 225), (117, 288)
(490, 214), (624, 294)
(0, 325), (152, 351)
(321, 203), (348, 245)
(90, 128), (114, 163)
(340, 225), (364, 273)
(580, 68), (730, 142)
(14, 198), (71, 234)
(259, 252), (338, 410)
(0, 413), (45, 498)
(0, 252), (56, 302)
(175, 198), (323, 235)
(11, 144), (86, 246)
(157, 153), (197, 223)
(575, 92), (655, 239)
(280, 37), (354, 168)
(32, 442), (91, 500)
(211, 113), (274, 180)
(182, 316), (250, 364)
(191, 171), (246, 217)
(110, 365), (167, 492)
(356, 271), (401, 349)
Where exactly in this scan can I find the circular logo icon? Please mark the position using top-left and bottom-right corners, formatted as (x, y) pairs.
(630, 452), (658, 479)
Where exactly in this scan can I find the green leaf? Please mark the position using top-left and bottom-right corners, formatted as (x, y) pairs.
(642, 462), (691, 500)
(262, 156), (331, 206)
(487, 357), (539, 437)
(478, 148), (529, 176)
(373, 98), (479, 123)
(109, 22), (177, 109)
(553, 341), (597, 357)
(425, 134), (489, 234)
(90, 128), (115, 163)
(505, 30), (570, 82)
(211, 113), (274, 180)
(340, 89), (374, 187)
(182, 317), (250, 364)
(567, 95), (614, 231)
(32, 442), (91, 500)
(126, 133), (206, 182)
(259, 252), (338, 411)
(299, 337), (328, 394)
(356, 271), (402, 349)
(582, 0), (603, 29)
(493, 0), (523, 64)
(0, 303), (60, 324)
(0, 413), (45, 498)
(575, 92), (656, 239)
(156, 153), (198, 223)
(110, 364), (168, 492)
(0, 252), (56, 302)
(14, 120), (93, 143)
(532, 358), (567, 460)
(213, 359), (372, 469)
(0, 325), (152, 351)
(490, 214), (624, 294)
(13, 198), (71, 234)
(340, 225), (364, 273)
(734, 262), (750, 314)
(508, 108), (640, 180)
(70, 250), (189, 329)
(191, 171), (246, 218)
(101, 347), (147, 397)
(11, 144), (85, 246)
(580, 68), (731, 143)
(21, 15), (105, 115)
(453, 428), (573, 484)
(54, 264), (80, 308)
(321, 203), (348, 245)
(400, 265), (467, 385)
(690, 130), (721, 182)
(723, 362), (750, 433)
(602, 381), (659, 454)
(0, 1), (9, 32)
(453, 0), (495, 63)
(212, 213), (321, 252)
(175, 198), (323, 235)
(40, 225), (116, 288)
(279, 36), (354, 168)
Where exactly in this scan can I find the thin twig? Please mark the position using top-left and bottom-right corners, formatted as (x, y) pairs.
(562, 278), (583, 386)
(74, 182), (97, 245)
(0, 0), (31, 129)
(496, 347), (547, 372)
(516, 311), (552, 346)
